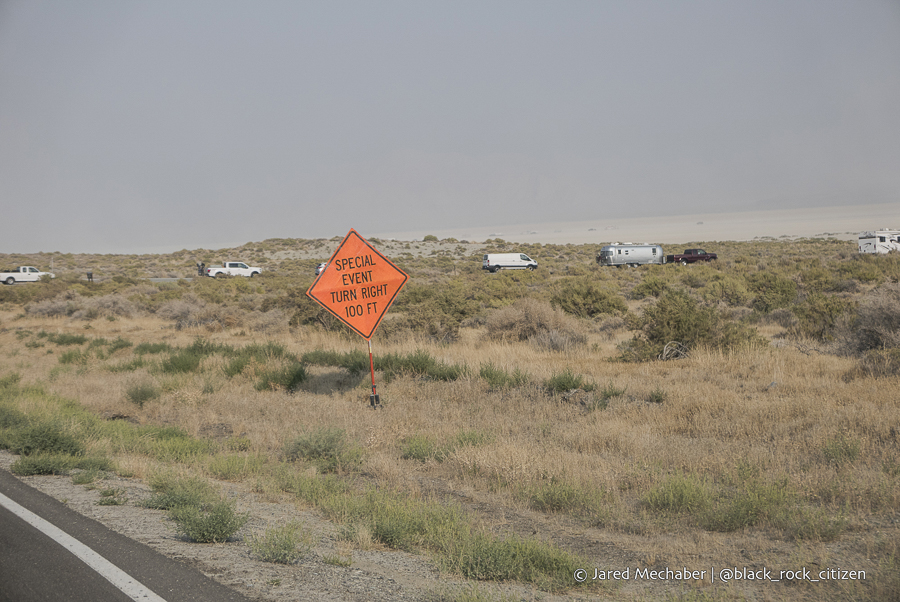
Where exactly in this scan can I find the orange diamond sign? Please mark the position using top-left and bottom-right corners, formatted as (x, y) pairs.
(306, 229), (408, 340)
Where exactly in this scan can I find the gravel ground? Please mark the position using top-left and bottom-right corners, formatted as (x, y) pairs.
(0, 451), (566, 602)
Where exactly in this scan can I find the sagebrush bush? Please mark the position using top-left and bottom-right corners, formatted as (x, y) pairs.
(249, 522), (312, 563)
(747, 271), (797, 313)
(550, 278), (627, 317)
(790, 292), (854, 341)
(9, 422), (84, 457)
(125, 381), (160, 408)
(284, 427), (363, 473)
(620, 289), (763, 361)
(838, 283), (900, 354)
(484, 298), (585, 346)
(169, 500), (249, 543)
(141, 474), (219, 510)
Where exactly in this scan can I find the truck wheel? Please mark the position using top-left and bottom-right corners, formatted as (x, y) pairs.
(5, 277), (14, 285)
(528, 265), (536, 271)
(680, 259), (688, 266)
(250, 272), (258, 277)
(216, 272), (227, 279)
(490, 267), (498, 273)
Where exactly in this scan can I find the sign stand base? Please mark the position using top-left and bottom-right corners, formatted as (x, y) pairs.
(368, 340), (380, 409)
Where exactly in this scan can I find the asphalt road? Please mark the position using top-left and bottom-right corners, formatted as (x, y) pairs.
(0, 469), (252, 602)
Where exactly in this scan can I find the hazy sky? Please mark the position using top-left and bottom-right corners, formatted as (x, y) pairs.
(1, 1), (898, 254)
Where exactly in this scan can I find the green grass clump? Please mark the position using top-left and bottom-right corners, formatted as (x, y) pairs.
(159, 350), (203, 374)
(822, 435), (861, 466)
(249, 522), (312, 563)
(255, 363), (307, 392)
(643, 473), (711, 514)
(525, 479), (608, 519)
(58, 349), (90, 365)
(401, 434), (438, 462)
(169, 500), (249, 543)
(47, 333), (88, 346)
(141, 474), (219, 510)
(134, 342), (173, 355)
(11, 454), (111, 476)
(545, 368), (594, 394)
(106, 357), (147, 372)
(206, 453), (267, 481)
(284, 427), (363, 473)
(479, 363), (529, 390)
(8, 421), (84, 457)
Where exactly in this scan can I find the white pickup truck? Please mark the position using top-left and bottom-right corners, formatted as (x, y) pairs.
(1, 266), (55, 285)
(205, 262), (262, 278)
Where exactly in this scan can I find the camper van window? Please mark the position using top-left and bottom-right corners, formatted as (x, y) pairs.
(617, 250), (621, 254)
(652, 248), (657, 254)
(880, 237), (886, 242)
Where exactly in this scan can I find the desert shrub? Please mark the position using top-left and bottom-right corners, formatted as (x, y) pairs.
(822, 435), (861, 466)
(484, 298), (585, 347)
(60, 349), (93, 365)
(255, 363), (307, 392)
(134, 342), (173, 355)
(141, 474), (219, 510)
(838, 283), (900, 354)
(702, 275), (751, 306)
(479, 363), (529, 389)
(401, 435), (438, 462)
(72, 294), (138, 319)
(249, 522), (312, 563)
(847, 348), (900, 379)
(629, 276), (670, 300)
(550, 278), (626, 318)
(284, 427), (363, 473)
(390, 282), (480, 342)
(125, 381), (160, 408)
(643, 473), (710, 514)
(377, 350), (468, 381)
(156, 294), (206, 323)
(747, 271), (798, 313)
(302, 349), (369, 375)
(11, 453), (78, 475)
(46, 332), (87, 346)
(700, 479), (792, 533)
(159, 350), (203, 374)
(9, 422), (84, 457)
(25, 296), (81, 317)
(169, 500), (249, 543)
(250, 309), (289, 333)
(545, 368), (594, 394)
(619, 289), (763, 361)
(790, 293), (854, 341)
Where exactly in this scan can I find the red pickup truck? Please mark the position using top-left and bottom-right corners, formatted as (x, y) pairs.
(666, 249), (718, 265)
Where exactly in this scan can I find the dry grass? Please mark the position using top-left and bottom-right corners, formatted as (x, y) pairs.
(1, 238), (898, 600)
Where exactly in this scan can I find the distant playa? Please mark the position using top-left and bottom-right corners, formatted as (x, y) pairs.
(373, 202), (899, 245)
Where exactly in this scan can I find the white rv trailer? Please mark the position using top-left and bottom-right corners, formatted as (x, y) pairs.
(859, 230), (900, 254)
(596, 243), (665, 267)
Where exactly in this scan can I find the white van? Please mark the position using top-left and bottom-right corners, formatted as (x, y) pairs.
(482, 253), (538, 272)
(596, 243), (665, 267)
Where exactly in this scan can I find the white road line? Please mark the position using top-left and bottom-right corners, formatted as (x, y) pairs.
(0, 491), (167, 602)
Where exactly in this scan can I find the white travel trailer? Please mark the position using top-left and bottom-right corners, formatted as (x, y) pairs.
(859, 230), (900, 254)
(596, 243), (665, 267)
(482, 253), (538, 272)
